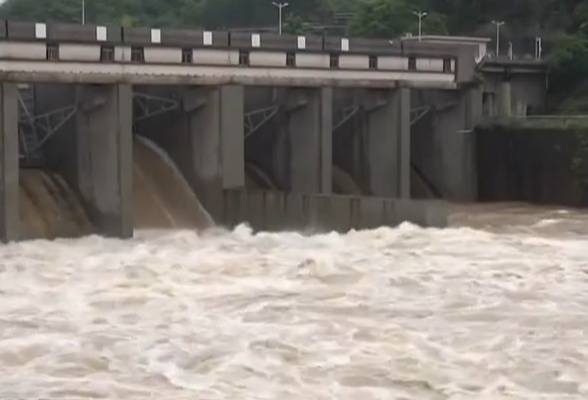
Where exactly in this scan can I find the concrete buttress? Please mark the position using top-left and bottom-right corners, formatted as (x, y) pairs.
(0, 82), (19, 242)
(497, 81), (512, 117)
(279, 87), (333, 193)
(75, 84), (133, 237)
(432, 86), (483, 201)
(180, 85), (245, 221)
(363, 87), (411, 197)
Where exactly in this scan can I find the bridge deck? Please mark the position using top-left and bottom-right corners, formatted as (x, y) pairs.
(0, 21), (464, 88)
(0, 59), (457, 88)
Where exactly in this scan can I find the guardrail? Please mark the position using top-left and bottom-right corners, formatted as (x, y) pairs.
(0, 20), (474, 87)
(480, 115), (588, 129)
(0, 20), (466, 58)
(0, 21), (475, 76)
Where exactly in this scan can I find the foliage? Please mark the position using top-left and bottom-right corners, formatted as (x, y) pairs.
(347, 0), (447, 38)
(546, 33), (588, 112)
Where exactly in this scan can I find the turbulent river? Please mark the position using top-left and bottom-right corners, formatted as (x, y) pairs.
(1, 203), (587, 400)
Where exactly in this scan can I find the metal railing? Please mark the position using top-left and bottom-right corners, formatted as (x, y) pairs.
(481, 115), (588, 129)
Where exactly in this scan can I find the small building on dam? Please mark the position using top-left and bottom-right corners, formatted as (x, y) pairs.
(0, 21), (547, 242)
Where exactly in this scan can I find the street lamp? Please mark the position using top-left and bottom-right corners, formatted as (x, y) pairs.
(412, 10), (427, 41)
(271, 2), (289, 35)
(535, 36), (542, 60)
(82, 0), (85, 24)
(491, 21), (505, 56)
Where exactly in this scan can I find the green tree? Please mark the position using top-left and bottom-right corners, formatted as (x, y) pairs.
(547, 33), (588, 112)
(349, 0), (447, 38)
(282, 13), (312, 35)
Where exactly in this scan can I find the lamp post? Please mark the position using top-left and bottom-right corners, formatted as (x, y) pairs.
(535, 36), (542, 60)
(491, 20), (505, 56)
(412, 10), (427, 41)
(271, 2), (289, 35)
(82, 0), (85, 24)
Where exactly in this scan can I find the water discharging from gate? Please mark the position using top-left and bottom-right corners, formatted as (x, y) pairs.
(133, 135), (213, 230)
(19, 136), (213, 239)
(20, 169), (93, 239)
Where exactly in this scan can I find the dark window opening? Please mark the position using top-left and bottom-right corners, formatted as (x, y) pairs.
(369, 55), (378, 70)
(329, 53), (339, 68)
(100, 45), (114, 62)
(286, 52), (296, 67)
(46, 44), (59, 61)
(131, 47), (144, 63)
(239, 51), (249, 66)
(443, 58), (452, 72)
(408, 57), (416, 70)
(182, 48), (193, 63)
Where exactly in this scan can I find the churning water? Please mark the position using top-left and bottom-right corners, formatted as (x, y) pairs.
(1, 204), (587, 400)
(4, 136), (588, 399)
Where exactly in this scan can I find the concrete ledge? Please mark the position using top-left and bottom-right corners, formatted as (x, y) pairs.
(0, 61), (457, 88)
(221, 189), (447, 232)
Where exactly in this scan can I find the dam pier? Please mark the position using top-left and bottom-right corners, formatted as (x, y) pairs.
(0, 21), (546, 241)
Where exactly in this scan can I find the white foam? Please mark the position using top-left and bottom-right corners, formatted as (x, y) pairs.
(1, 201), (588, 399)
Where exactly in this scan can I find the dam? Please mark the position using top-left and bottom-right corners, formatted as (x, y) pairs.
(0, 21), (545, 241)
(1, 20), (586, 400)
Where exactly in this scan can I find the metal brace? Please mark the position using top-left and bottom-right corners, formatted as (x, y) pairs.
(134, 92), (180, 121)
(244, 106), (279, 139)
(333, 106), (359, 132)
(19, 105), (78, 156)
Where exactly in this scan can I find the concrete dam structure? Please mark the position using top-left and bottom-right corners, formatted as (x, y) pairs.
(0, 21), (545, 242)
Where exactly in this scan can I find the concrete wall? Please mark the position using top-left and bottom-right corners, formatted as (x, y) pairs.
(476, 125), (586, 206)
(482, 73), (547, 116)
(0, 82), (19, 241)
(221, 189), (447, 232)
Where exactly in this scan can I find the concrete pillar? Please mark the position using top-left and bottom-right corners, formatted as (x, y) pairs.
(497, 81), (512, 117)
(0, 83), (19, 242)
(181, 85), (245, 220)
(431, 87), (482, 201)
(75, 84), (133, 237)
(363, 87), (410, 197)
(281, 87), (332, 193)
(483, 92), (495, 117)
(462, 86), (483, 200)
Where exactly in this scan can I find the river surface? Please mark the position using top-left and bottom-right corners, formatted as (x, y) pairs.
(1, 203), (587, 400)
